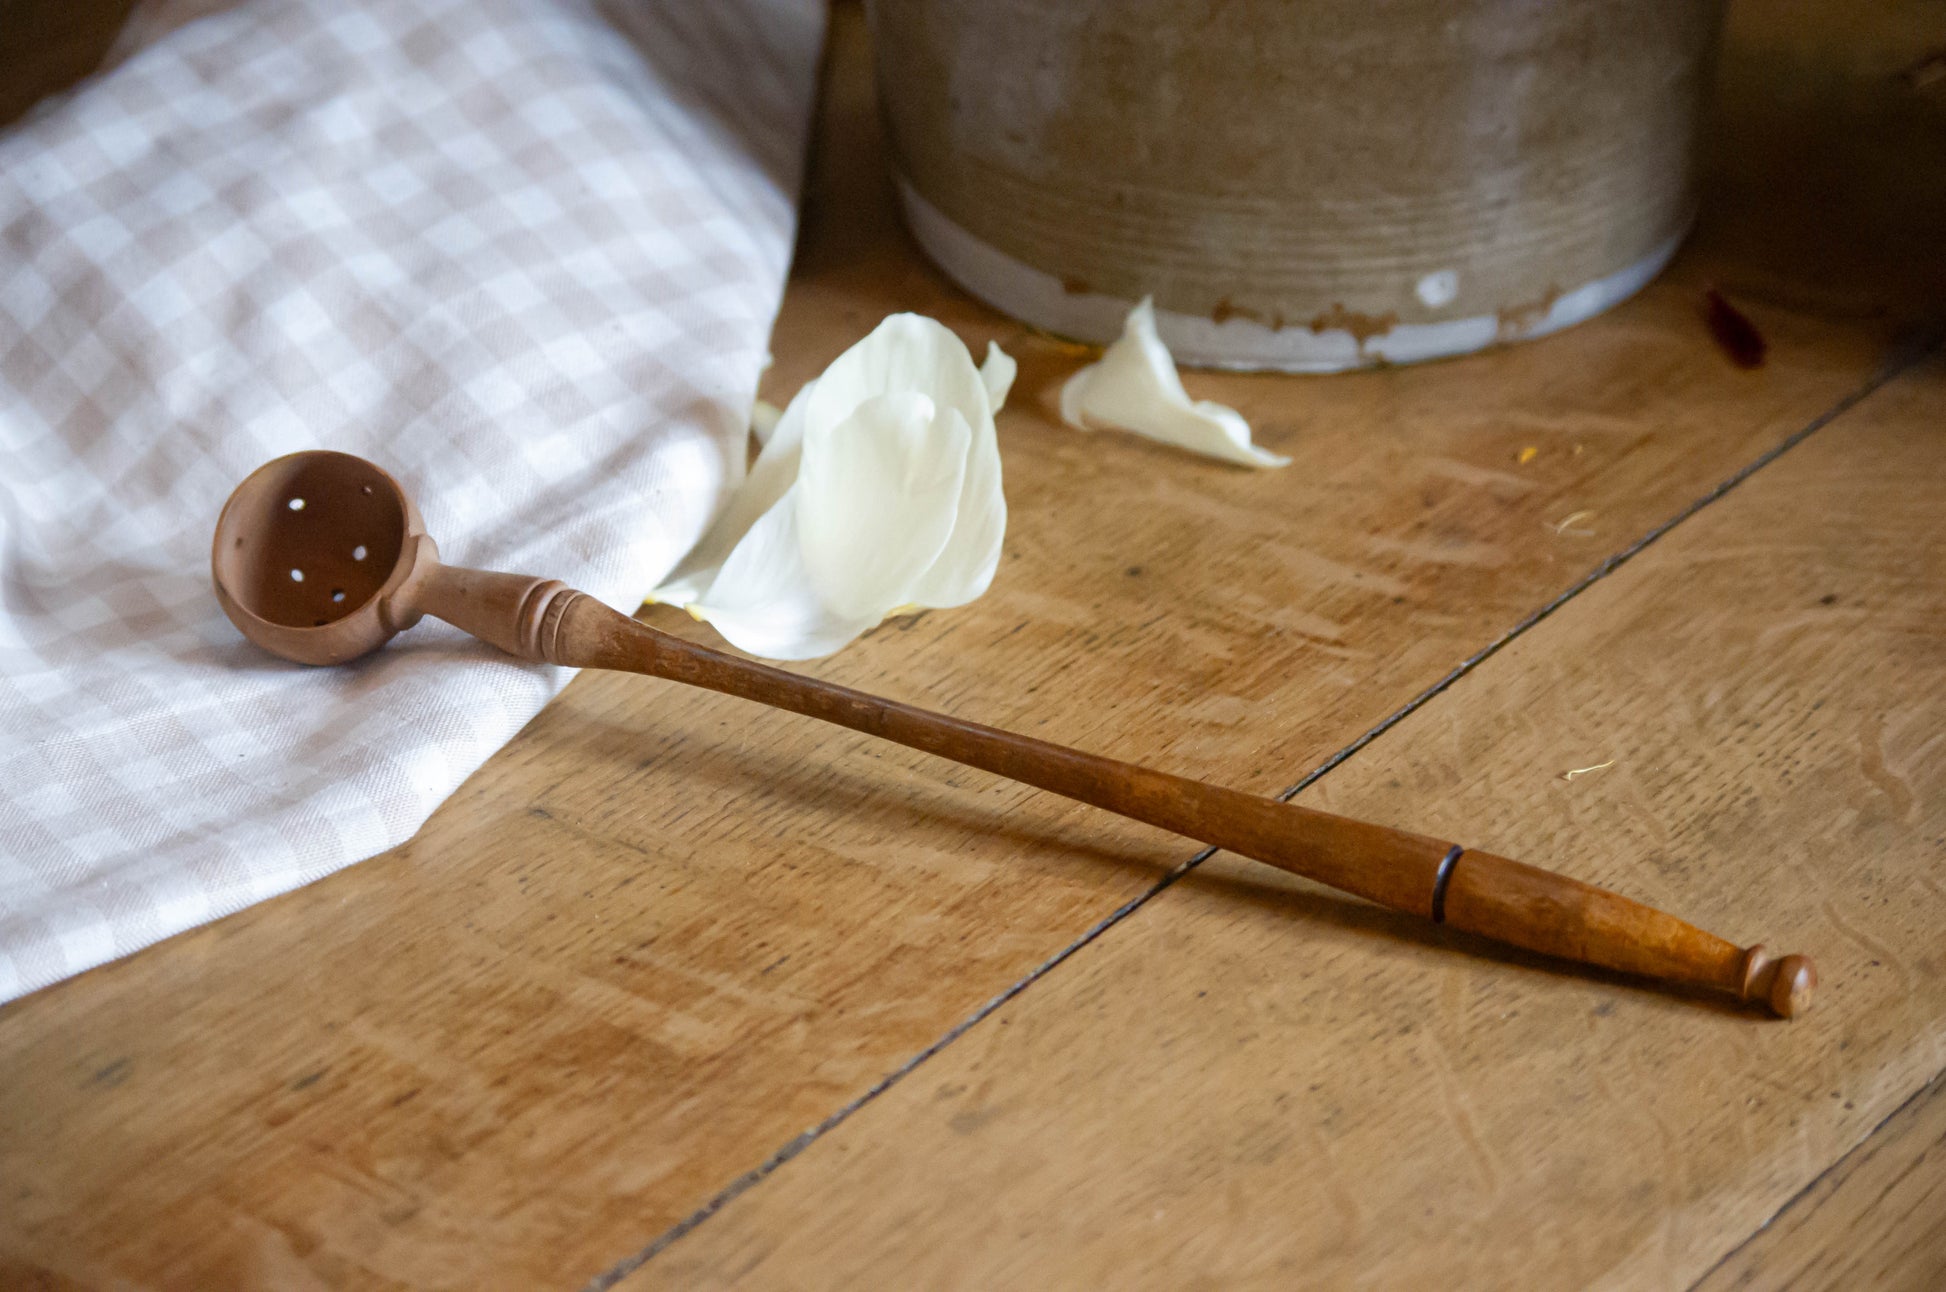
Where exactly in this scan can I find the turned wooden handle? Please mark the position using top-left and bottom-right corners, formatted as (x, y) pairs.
(446, 586), (1814, 1017)
(398, 561), (574, 662)
(1442, 851), (1816, 1017)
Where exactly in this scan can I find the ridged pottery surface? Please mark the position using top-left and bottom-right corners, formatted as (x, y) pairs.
(868, 0), (1724, 371)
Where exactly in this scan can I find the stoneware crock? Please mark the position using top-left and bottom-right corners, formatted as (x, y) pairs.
(868, 0), (1725, 371)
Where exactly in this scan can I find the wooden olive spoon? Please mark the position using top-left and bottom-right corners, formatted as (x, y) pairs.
(213, 450), (1817, 1017)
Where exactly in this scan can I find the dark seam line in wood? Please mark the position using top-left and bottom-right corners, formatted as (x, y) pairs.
(583, 329), (1945, 1291)
(1684, 1062), (1946, 1291)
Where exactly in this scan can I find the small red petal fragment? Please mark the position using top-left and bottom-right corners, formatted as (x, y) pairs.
(1704, 287), (1768, 369)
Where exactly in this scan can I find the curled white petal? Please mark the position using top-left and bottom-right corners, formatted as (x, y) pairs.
(902, 427), (1001, 609)
(1059, 298), (1289, 469)
(796, 391), (970, 621)
(981, 340), (1017, 413)
(684, 490), (881, 661)
(651, 314), (1012, 658)
(804, 314), (990, 438)
(751, 397), (784, 445)
(651, 382), (811, 606)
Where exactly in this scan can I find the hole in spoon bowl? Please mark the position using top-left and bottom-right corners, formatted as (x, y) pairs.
(213, 453), (409, 630)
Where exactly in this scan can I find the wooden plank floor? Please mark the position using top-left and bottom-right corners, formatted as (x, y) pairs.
(3, 2), (1943, 1289)
(637, 352), (1946, 1290)
(1696, 1069), (1946, 1292)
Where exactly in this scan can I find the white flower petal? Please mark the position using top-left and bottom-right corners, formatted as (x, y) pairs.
(806, 314), (1008, 612)
(805, 314), (993, 441)
(980, 340), (1017, 413)
(651, 381), (813, 604)
(1060, 297), (1290, 469)
(751, 397), (785, 445)
(903, 402), (1003, 610)
(654, 313), (1013, 659)
(797, 392), (969, 621)
(686, 488), (882, 660)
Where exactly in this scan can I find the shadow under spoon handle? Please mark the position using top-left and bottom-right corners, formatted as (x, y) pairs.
(542, 592), (1816, 1016)
(549, 593), (1457, 912)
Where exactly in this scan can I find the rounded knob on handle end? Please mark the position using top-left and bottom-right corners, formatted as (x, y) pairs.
(1741, 946), (1817, 1019)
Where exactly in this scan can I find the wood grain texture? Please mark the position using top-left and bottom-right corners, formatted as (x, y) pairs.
(632, 356), (1946, 1292)
(0, 1), (1940, 1288)
(1695, 1069), (1946, 1292)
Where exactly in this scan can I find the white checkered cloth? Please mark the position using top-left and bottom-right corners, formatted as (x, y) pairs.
(0, 0), (823, 1002)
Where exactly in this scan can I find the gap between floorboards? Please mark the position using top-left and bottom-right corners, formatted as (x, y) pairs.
(1685, 1065), (1946, 1289)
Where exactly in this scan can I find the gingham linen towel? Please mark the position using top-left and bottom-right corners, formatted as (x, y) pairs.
(0, 0), (823, 1002)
